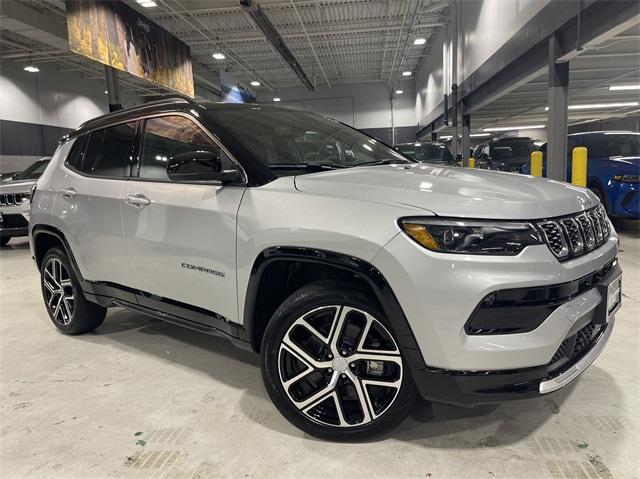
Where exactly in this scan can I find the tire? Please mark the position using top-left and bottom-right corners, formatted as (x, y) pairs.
(0, 237), (10, 247)
(40, 247), (106, 335)
(261, 281), (417, 441)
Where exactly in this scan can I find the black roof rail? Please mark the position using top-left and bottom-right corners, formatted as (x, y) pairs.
(78, 97), (193, 130)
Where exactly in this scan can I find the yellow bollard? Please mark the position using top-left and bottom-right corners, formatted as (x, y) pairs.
(468, 157), (476, 168)
(530, 150), (543, 177)
(572, 146), (588, 186)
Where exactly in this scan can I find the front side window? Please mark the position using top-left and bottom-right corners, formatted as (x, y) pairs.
(139, 115), (235, 180)
(582, 134), (640, 158)
(205, 107), (411, 177)
(75, 122), (136, 177)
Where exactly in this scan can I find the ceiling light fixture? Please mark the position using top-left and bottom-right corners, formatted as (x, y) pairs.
(470, 133), (491, 137)
(483, 125), (545, 132)
(402, 71), (412, 77)
(439, 135), (453, 140)
(104, 90), (108, 94)
(23, 64), (39, 73)
(395, 89), (403, 95)
(273, 97), (281, 102)
(413, 38), (427, 45)
(137, 0), (157, 7)
(609, 84), (640, 91)
(212, 52), (226, 60)
(545, 101), (639, 111)
(250, 81), (261, 87)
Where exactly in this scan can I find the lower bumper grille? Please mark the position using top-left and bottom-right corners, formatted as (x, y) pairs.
(0, 213), (29, 228)
(548, 321), (603, 373)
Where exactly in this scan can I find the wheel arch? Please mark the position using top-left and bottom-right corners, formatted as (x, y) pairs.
(32, 225), (82, 278)
(243, 246), (426, 373)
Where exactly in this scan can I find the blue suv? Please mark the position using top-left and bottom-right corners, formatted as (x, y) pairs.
(524, 132), (639, 219)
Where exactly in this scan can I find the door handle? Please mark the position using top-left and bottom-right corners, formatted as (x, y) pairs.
(124, 194), (151, 208)
(60, 188), (77, 198)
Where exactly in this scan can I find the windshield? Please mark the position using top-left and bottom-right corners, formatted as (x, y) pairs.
(15, 159), (50, 180)
(396, 143), (455, 164)
(582, 134), (640, 158)
(206, 107), (412, 176)
(490, 141), (533, 162)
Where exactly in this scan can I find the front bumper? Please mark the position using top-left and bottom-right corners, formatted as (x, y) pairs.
(373, 227), (620, 405)
(0, 210), (29, 239)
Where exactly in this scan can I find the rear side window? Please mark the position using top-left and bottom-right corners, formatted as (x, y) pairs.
(74, 122), (136, 177)
(138, 115), (235, 180)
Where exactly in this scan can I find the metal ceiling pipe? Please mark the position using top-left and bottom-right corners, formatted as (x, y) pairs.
(240, 0), (314, 91)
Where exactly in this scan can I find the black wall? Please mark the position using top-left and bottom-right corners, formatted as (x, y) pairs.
(0, 119), (71, 157)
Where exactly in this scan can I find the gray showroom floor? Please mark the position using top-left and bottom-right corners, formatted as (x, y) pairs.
(1, 225), (638, 479)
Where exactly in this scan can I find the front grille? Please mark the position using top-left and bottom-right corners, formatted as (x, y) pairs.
(537, 205), (611, 261)
(0, 192), (29, 207)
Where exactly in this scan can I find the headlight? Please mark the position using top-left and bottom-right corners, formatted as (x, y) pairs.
(399, 218), (543, 255)
(612, 175), (639, 184)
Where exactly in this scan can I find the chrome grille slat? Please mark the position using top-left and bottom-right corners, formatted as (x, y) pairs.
(589, 209), (603, 245)
(537, 206), (611, 261)
(0, 193), (28, 207)
(559, 218), (584, 254)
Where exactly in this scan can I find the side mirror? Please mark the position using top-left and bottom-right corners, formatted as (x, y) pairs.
(167, 151), (238, 183)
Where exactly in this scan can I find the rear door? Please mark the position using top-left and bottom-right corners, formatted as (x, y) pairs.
(56, 122), (136, 285)
(121, 114), (245, 324)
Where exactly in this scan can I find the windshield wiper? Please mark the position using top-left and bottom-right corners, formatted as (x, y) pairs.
(268, 163), (347, 171)
(355, 158), (413, 166)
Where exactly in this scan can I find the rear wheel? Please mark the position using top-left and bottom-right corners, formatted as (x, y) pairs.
(40, 247), (106, 334)
(261, 282), (416, 441)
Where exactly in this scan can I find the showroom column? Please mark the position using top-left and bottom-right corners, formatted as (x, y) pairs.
(105, 65), (122, 112)
(546, 34), (569, 181)
(461, 113), (471, 166)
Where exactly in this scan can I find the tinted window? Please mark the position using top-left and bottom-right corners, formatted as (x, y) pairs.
(15, 159), (50, 180)
(65, 135), (87, 171)
(582, 134), (640, 158)
(78, 123), (136, 177)
(139, 116), (234, 180)
(396, 143), (455, 164)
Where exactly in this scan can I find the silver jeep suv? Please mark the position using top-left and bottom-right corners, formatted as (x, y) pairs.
(30, 99), (622, 440)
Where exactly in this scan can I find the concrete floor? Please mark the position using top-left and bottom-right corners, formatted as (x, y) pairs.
(0, 225), (638, 479)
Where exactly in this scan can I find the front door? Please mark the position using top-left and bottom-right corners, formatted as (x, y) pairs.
(121, 114), (245, 324)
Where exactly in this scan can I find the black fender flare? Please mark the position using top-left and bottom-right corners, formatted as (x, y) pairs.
(243, 246), (427, 374)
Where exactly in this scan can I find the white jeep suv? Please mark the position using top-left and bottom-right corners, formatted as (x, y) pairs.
(30, 99), (622, 440)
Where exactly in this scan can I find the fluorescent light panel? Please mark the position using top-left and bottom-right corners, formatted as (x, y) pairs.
(483, 125), (545, 132)
(212, 52), (226, 60)
(250, 81), (260, 86)
(395, 90), (403, 94)
(402, 71), (412, 76)
(413, 38), (427, 45)
(609, 84), (640, 91)
(544, 101), (639, 111)
(470, 133), (491, 137)
(23, 65), (39, 72)
(273, 97), (281, 102)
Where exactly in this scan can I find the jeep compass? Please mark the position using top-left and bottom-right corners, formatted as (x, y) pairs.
(30, 99), (621, 440)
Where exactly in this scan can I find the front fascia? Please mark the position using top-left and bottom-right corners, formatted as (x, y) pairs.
(371, 230), (619, 371)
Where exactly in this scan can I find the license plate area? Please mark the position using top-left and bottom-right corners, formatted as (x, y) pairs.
(606, 274), (622, 321)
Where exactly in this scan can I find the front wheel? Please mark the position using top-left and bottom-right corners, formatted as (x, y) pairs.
(261, 282), (416, 441)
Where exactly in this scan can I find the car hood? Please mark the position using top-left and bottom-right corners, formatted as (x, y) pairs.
(607, 156), (640, 166)
(294, 164), (598, 220)
(0, 178), (37, 193)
